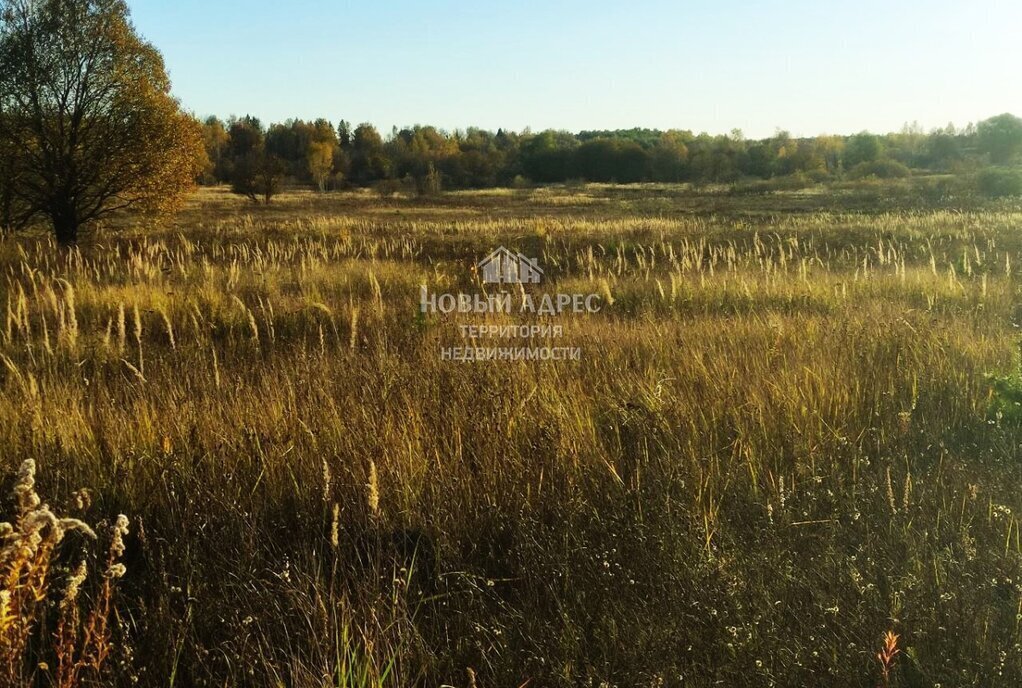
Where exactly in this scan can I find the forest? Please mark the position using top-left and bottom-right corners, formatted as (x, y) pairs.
(200, 112), (1022, 199)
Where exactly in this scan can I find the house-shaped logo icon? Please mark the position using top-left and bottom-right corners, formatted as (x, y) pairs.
(476, 246), (544, 285)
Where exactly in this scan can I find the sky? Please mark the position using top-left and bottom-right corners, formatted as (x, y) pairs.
(129, 0), (1022, 140)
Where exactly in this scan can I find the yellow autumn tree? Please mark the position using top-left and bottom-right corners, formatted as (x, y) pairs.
(307, 141), (335, 192)
(0, 0), (206, 244)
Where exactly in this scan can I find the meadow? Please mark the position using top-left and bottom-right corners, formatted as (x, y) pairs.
(2, 182), (1022, 687)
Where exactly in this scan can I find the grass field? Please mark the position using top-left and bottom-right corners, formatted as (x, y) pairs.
(3, 183), (1022, 687)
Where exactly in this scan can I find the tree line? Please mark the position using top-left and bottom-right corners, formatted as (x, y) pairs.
(199, 113), (1022, 201)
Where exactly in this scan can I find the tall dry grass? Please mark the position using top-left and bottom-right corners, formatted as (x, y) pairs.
(1, 186), (1021, 686)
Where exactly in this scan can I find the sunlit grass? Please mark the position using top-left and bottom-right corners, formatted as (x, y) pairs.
(2, 186), (1022, 686)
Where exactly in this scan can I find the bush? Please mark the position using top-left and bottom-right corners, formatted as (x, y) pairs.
(731, 172), (815, 195)
(848, 159), (911, 180)
(231, 152), (286, 204)
(373, 178), (402, 198)
(915, 176), (960, 205)
(987, 372), (1022, 423)
(806, 168), (831, 184)
(417, 163), (443, 197)
(975, 167), (1022, 198)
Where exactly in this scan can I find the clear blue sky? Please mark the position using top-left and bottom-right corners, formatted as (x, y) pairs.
(129, 0), (1022, 139)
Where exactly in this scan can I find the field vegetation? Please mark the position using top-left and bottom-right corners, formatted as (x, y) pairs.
(2, 184), (1022, 686)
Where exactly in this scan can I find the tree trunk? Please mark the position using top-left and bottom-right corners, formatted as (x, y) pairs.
(52, 206), (79, 245)
(0, 192), (11, 236)
(0, 172), (14, 236)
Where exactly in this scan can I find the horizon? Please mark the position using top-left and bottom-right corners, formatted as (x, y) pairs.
(128, 0), (1022, 140)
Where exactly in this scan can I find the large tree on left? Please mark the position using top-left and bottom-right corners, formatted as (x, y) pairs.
(0, 0), (204, 244)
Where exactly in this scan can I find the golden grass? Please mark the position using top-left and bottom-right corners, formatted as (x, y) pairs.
(2, 186), (1022, 686)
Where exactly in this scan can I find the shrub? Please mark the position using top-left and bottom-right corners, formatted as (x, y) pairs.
(373, 179), (403, 198)
(806, 168), (831, 184)
(417, 163), (443, 197)
(986, 343), (1022, 423)
(731, 173), (815, 195)
(975, 167), (1022, 198)
(987, 372), (1022, 423)
(848, 159), (911, 180)
(231, 152), (286, 204)
(914, 176), (961, 206)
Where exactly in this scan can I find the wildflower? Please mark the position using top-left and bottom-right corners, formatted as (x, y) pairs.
(0, 590), (12, 633)
(14, 458), (41, 512)
(63, 560), (88, 607)
(877, 630), (900, 686)
(58, 517), (97, 539)
(110, 514), (129, 559)
(72, 488), (92, 512)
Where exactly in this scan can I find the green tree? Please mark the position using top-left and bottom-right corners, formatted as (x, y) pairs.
(521, 130), (577, 183)
(574, 138), (648, 183)
(448, 128), (505, 187)
(650, 131), (689, 182)
(227, 116), (263, 159)
(814, 135), (845, 175)
(770, 131), (799, 176)
(201, 116), (230, 184)
(350, 123), (390, 184)
(265, 120), (303, 168)
(337, 119), (352, 150)
(0, 0), (205, 244)
(923, 132), (961, 171)
(686, 133), (745, 183)
(977, 113), (1022, 164)
(231, 152), (285, 204)
(843, 132), (883, 169)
